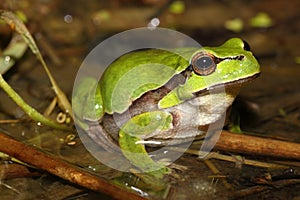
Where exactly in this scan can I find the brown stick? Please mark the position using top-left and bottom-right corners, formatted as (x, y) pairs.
(215, 130), (300, 160)
(0, 132), (146, 200)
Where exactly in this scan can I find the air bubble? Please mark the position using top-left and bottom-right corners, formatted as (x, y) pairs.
(147, 18), (160, 30)
(4, 56), (11, 64)
(64, 14), (73, 23)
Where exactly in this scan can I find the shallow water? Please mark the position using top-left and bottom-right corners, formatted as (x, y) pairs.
(0, 0), (300, 199)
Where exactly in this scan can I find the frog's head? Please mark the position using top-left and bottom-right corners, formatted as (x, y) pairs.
(159, 38), (260, 108)
(189, 37), (260, 88)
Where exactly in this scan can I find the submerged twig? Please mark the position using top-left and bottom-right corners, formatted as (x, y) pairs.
(231, 179), (300, 199)
(0, 119), (20, 124)
(203, 159), (233, 190)
(0, 181), (20, 194)
(0, 132), (146, 200)
(207, 152), (289, 169)
(43, 97), (58, 117)
(0, 163), (41, 179)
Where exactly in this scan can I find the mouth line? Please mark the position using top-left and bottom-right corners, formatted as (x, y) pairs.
(194, 72), (261, 95)
(217, 72), (260, 88)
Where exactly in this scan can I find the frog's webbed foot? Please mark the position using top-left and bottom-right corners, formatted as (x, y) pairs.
(86, 121), (121, 153)
(118, 111), (173, 178)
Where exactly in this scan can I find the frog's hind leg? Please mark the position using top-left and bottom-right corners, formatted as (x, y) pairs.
(86, 121), (121, 153)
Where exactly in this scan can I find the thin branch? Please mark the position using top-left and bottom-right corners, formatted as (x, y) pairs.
(215, 130), (300, 160)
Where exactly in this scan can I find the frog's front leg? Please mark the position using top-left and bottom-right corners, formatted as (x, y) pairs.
(119, 111), (173, 179)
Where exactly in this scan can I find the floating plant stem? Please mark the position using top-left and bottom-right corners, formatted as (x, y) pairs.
(0, 73), (71, 130)
(0, 10), (73, 119)
(0, 34), (28, 74)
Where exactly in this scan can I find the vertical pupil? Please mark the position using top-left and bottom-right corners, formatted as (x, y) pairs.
(196, 56), (213, 69)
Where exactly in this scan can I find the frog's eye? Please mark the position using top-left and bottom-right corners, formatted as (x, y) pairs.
(191, 52), (216, 76)
(242, 40), (251, 51)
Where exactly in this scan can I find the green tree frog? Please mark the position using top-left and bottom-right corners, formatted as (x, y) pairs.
(73, 38), (260, 179)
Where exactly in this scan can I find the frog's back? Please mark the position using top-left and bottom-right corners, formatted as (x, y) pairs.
(100, 48), (195, 114)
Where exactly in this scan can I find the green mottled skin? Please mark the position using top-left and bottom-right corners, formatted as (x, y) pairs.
(100, 48), (194, 115)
